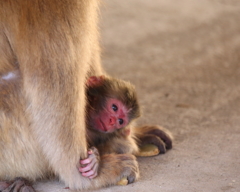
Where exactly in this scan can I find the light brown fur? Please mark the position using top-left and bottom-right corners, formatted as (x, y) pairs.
(0, 0), (139, 190)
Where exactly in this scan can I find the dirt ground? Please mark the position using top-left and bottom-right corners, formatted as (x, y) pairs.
(35, 0), (240, 191)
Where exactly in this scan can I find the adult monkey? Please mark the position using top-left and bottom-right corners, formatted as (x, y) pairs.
(0, 0), (172, 191)
(0, 0), (139, 191)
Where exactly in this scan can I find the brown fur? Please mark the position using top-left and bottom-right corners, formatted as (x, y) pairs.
(87, 75), (141, 120)
(0, 0), (139, 190)
(87, 123), (140, 155)
(85, 76), (173, 158)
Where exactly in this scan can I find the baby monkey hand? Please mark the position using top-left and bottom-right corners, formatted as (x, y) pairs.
(79, 147), (100, 179)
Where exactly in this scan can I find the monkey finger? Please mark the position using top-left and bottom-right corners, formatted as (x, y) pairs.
(88, 153), (98, 164)
(90, 162), (99, 178)
(88, 149), (93, 155)
(80, 158), (91, 165)
(81, 170), (95, 178)
(81, 152), (98, 166)
(88, 147), (99, 156)
(83, 163), (98, 178)
(89, 172), (98, 179)
(79, 161), (95, 173)
(87, 163), (99, 179)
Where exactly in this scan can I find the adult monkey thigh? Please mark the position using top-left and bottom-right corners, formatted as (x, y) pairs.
(0, 0), (139, 191)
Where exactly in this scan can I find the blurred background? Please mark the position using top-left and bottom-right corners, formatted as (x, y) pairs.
(100, 0), (240, 191)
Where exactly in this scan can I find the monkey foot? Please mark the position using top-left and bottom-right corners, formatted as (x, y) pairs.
(136, 144), (160, 157)
(0, 178), (35, 192)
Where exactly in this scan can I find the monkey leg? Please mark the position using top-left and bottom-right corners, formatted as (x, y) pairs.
(0, 178), (35, 192)
(81, 153), (139, 189)
(134, 125), (173, 154)
(100, 154), (139, 184)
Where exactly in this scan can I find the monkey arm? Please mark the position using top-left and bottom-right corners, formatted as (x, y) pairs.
(96, 131), (140, 155)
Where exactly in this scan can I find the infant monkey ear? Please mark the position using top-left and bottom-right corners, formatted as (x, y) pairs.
(87, 76), (105, 87)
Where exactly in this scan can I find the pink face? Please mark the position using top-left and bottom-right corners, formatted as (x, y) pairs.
(91, 98), (130, 133)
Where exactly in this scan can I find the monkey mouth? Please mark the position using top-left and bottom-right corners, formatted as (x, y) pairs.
(99, 119), (107, 132)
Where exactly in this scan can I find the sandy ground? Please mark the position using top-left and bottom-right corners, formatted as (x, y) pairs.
(35, 0), (240, 191)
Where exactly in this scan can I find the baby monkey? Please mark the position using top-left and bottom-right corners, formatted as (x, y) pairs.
(79, 75), (141, 179)
(79, 75), (173, 180)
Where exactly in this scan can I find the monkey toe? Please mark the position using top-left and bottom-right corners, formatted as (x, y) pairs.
(146, 129), (172, 150)
(1, 178), (35, 192)
(139, 134), (167, 154)
(19, 186), (35, 192)
(0, 181), (12, 191)
(127, 173), (136, 184)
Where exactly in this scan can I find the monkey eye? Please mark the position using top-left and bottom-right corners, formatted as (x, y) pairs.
(118, 119), (124, 125)
(112, 104), (118, 112)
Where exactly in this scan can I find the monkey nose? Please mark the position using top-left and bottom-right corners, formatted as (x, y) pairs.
(109, 117), (116, 125)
